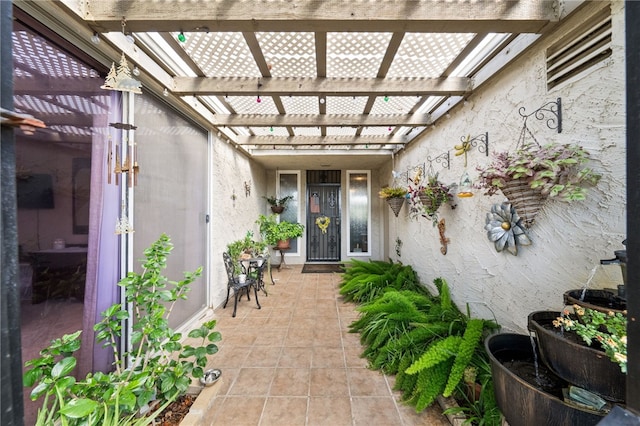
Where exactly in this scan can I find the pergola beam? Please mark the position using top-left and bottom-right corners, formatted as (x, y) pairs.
(211, 113), (429, 127)
(172, 77), (471, 97)
(83, 0), (558, 33)
(237, 135), (408, 146)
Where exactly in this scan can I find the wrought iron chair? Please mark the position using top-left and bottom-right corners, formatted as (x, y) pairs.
(249, 254), (270, 296)
(222, 252), (260, 317)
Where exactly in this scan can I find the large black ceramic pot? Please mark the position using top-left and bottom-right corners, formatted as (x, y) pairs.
(563, 289), (626, 314)
(528, 311), (625, 402)
(486, 333), (605, 426)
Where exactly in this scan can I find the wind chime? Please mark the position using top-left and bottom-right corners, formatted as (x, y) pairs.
(101, 17), (142, 235)
(107, 124), (139, 234)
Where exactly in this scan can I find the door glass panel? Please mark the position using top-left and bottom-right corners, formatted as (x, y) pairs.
(279, 172), (299, 253)
(348, 172), (369, 254)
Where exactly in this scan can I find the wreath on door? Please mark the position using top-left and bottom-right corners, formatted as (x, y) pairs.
(315, 216), (330, 234)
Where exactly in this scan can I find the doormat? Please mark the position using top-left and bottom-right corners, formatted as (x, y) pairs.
(301, 263), (344, 274)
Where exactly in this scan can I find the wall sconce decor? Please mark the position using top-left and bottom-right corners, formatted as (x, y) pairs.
(244, 180), (251, 197)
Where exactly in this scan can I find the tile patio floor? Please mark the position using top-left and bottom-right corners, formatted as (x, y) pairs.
(197, 264), (451, 426)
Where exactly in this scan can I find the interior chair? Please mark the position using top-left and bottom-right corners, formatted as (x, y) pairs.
(222, 252), (261, 317)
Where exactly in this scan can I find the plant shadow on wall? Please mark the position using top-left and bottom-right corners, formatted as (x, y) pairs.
(23, 234), (221, 425)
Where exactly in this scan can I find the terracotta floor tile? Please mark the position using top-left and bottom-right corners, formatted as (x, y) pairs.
(227, 367), (275, 396)
(198, 266), (449, 425)
(260, 397), (308, 426)
(209, 396), (265, 426)
(309, 368), (349, 396)
(307, 396), (353, 426)
(215, 345), (251, 368)
(270, 368), (310, 396)
(351, 397), (402, 426)
(347, 368), (392, 397)
(311, 346), (346, 368)
(278, 346), (313, 368)
(244, 345), (282, 368)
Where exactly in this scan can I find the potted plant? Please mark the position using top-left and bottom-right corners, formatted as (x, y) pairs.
(378, 186), (408, 217)
(263, 195), (294, 214)
(408, 174), (453, 226)
(23, 234), (221, 425)
(226, 231), (267, 274)
(256, 214), (304, 249)
(475, 142), (601, 227)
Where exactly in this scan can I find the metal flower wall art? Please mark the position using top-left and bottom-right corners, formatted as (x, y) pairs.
(485, 202), (531, 256)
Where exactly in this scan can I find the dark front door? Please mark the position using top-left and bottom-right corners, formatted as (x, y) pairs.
(307, 184), (341, 261)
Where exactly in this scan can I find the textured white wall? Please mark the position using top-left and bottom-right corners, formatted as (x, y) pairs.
(209, 140), (268, 309)
(382, 1), (627, 332)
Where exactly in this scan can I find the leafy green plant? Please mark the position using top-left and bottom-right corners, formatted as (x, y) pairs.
(256, 214), (304, 246)
(378, 186), (408, 199)
(407, 173), (453, 225)
(443, 349), (502, 426)
(476, 143), (601, 201)
(263, 195), (293, 207)
(23, 234), (221, 425)
(339, 259), (427, 303)
(554, 304), (627, 373)
(226, 231), (267, 273)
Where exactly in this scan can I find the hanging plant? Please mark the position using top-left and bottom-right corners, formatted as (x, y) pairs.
(379, 186), (408, 217)
(409, 173), (453, 226)
(475, 143), (600, 227)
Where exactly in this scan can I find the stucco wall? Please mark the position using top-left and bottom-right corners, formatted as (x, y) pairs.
(209, 137), (268, 309)
(382, 1), (626, 332)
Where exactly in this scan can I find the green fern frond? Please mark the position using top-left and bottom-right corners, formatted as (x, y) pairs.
(443, 319), (485, 397)
(405, 335), (462, 375)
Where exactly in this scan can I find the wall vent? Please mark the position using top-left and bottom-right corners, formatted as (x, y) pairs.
(546, 6), (612, 90)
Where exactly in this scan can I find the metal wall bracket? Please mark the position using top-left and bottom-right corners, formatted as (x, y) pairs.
(518, 97), (562, 133)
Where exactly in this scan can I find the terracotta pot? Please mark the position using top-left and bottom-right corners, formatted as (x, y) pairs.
(276, 239), (290, 249)
(271, 205), (285, 214)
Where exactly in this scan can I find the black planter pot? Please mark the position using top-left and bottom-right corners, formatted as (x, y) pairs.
(563, 289), (626, 314)
(486, 333), (605, 426)
(528, 311), (626, 402)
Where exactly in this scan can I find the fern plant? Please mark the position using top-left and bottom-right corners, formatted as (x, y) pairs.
(339, 259), (426, 303)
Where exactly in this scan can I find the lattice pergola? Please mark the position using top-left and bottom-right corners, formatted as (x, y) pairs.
(12, 0), (569, 168)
